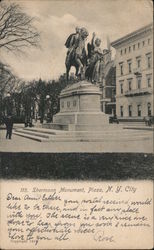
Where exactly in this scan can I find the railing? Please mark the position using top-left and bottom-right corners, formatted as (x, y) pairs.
(125, 87), (152, 96)
(133, 68), (142, 76)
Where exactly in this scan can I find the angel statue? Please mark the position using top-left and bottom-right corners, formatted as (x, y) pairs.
(85, 32), (105, 83)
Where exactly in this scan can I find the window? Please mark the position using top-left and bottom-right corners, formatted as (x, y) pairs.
(142, 41), (145, 46)
(67, 101), (70, 107)
(137, 58), (141, 68)
(133, 44), (135, 50)
(146, 74), (152, 87)
(120, 83), (123, 94)
(125, 48), (127, 54)
(120, 50), (123, 55)
(137, 105), (141, 117)
(128, 80), (132, 90)
(147, 103), (151, 116)
(73, 100), (76, 106)
(146, 53), (151, 68)
(148, 38), (150, 45)
(129, 46), (131, 52)
(119, 63), (123, 75)
(128, 105), (132, 117)
(137, 77), (141, 89)
(128, 61), (132, 73)
(120, 106), (123, 117)
(138, 43), (140, 49)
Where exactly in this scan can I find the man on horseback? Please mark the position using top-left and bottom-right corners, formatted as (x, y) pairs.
(74, 27), (89, 75)
(65, 27), (89, 79)
(65, 27), (81, 65)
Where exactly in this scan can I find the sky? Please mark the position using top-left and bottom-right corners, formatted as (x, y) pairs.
(1, 0), (153, 81)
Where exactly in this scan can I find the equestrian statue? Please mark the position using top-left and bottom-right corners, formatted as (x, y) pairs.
(65, 27), (111, 83)
(65, 27), (88, 80)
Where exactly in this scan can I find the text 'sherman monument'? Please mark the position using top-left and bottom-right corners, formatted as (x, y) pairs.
(46, 27), (110, 131)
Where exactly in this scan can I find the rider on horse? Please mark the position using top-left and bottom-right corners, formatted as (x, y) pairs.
(65, 27), (81, 65)
(74, 27), (89, 75)
(65, 27), (89, 78)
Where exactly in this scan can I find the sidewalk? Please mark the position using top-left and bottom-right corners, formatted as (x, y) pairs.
(0, 129), (153, 153)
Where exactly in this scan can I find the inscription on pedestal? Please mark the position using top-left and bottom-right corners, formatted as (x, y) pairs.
(60, 96), (79, 112)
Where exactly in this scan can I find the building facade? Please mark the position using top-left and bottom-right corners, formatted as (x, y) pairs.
(100, 50), (116, 115)
(111, 23), (153, 121)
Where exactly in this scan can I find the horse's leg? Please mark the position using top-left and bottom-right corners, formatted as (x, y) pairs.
(75, 57), (83, 76)
(75, 65), (79, 77)
(82, 66), (86, 80)
(75, 65), (82, 80)
(66, 64), (71, 82)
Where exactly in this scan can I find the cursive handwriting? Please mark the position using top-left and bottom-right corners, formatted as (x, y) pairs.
(94, 230), (115, 242)
(4, 183), (152, 247)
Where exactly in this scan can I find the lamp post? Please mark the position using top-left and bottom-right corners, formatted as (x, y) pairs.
(24, 89), (33, 127)
(38, 94), (51, 124)
(46, 95), (50, 99)
(5, 93), (12, 116)
(45, 95), (51, 123)
(33, 96), (39, 123)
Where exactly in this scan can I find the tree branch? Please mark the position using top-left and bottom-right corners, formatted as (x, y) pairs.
(0, 2), (40, 53)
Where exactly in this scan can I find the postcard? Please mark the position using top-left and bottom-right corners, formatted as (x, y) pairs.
(0, 0), (153, 249)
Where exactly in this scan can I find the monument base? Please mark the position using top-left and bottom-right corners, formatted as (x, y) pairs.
(43, 81), (109, 131)
(43, 122), (112, 131)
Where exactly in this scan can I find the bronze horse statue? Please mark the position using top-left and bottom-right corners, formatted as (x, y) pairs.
(65, 49), (87, 81)
(65, 27), (89, 81)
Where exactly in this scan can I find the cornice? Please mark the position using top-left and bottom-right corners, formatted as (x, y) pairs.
(111, 23), (153, 48)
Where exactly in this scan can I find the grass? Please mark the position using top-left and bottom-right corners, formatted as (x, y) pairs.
(0, 153), (154, 180)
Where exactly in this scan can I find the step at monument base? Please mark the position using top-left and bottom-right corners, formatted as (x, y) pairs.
(42, 123), (120, 131)
(13, 127), (152, 142)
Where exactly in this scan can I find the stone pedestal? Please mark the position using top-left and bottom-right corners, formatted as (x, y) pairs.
(45, 81), (109, 131)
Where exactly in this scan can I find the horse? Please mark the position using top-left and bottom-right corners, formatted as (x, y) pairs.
(65, 48), (87, 81)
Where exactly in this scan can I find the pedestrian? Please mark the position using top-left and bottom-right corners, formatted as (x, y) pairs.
(148, 115), (152, 127)
(5, 115), (13, 139)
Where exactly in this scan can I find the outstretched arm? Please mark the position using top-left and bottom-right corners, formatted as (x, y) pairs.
(87, 32), (95, 58)
(91, 32), (95, 49)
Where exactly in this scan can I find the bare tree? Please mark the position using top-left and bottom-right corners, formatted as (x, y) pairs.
(0, 2), (40, 52)
(0, 61), (29, 95)
(0, 61), (16, 94)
